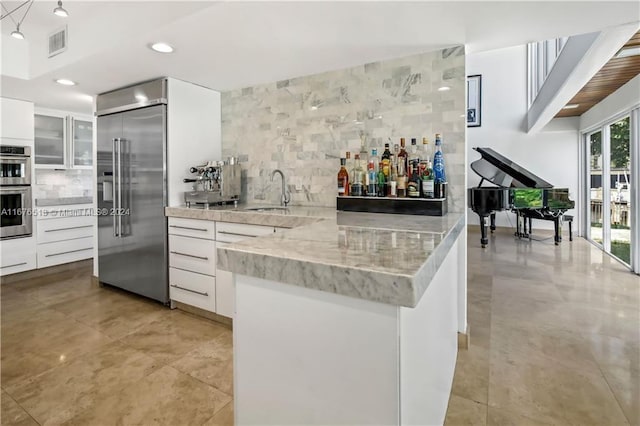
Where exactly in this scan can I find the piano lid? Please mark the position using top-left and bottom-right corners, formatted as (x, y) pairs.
(470, 147), (553, 188)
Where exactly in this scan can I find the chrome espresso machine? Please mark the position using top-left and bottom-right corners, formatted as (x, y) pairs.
(184, 159), (241, 207)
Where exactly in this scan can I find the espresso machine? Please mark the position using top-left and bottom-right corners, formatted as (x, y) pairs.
(184, 159), (241, 207)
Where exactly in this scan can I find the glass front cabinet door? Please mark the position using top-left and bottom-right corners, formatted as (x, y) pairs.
(71, 118), (93, 168)
(34, 112), (93, 169)
(34, 114), (66, 166)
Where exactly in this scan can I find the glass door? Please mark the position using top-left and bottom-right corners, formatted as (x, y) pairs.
(72, 118), (93, 168)
(608, 117), (631, 265)
(588, 130), (603, 246)
(34, 114), (65, 166)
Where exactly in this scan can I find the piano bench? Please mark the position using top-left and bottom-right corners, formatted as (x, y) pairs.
(564, 215), (574, 241)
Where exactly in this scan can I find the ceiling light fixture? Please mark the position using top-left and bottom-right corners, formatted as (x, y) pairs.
(2, 0), (34, 41)
(150, 42), (174, 53)
(562, 104), (580, 109)
(55, 78), (76, 86)
(53, 1), (68, 17)
(615, 46), (640, 59)
(10, 23), (24, 39)
(438, 86), (451, 92)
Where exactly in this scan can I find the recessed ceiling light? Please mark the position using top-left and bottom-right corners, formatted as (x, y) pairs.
(615, 46), (640, 59)
(55, 78), (76, 86)
(562, 104), (580, 109)
(438, 86), (451, 91)
(150, 42), (174, 53)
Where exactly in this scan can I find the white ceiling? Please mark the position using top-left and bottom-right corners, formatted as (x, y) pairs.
(1, 1), (639, 114)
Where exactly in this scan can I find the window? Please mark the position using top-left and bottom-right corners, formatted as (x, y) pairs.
(527, 37), (569, 107)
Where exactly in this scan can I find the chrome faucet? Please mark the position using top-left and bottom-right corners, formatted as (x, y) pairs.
(271, 169), (291, 207)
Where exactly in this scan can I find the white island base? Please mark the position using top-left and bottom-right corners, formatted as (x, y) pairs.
(233, 234), (465, 425)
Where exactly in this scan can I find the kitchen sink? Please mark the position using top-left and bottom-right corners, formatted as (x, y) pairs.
(244, 206), (289, 212)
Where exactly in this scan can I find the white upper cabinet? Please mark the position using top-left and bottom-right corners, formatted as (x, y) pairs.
(34, 108), (93, 169)
(0, 97), (34, 142)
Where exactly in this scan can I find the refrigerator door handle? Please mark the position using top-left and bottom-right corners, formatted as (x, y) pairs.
(112, 138), (119, 237)
(117, 137), (123, 238)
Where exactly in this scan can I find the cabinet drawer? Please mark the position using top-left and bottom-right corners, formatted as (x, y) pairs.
(37, 237), (93, 269)
(0, 253), (37, 276)
(37, 215), (94, 243)
(168, 217), (215, 240)
(37, 204), (93, 220)
(169, 267), (216, 312)
(216, 221), (277, 243)
(169, 235), (216, 276)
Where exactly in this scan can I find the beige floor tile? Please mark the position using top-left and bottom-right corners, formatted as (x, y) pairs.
(8, 341), (160, 425)
(488, 352), (629, 425)
(451, 344), (489, 404)
(601, 363), (640, 426)
(17, 275), (102, 306)
(118, 310), (228, 364)
(486, 406), (552, 426)
(171, 329), (234, 395)
(203, 401), (234, 426)
(62, 365), (232, 426)
(444, 395), (487, 426)
(1, 390), (38, 426)
(2, 318), (114, 391)
(48, 289), (166, 339)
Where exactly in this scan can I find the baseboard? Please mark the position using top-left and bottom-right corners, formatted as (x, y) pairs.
(0, 259), (92, 285)
(174, 301), (232, 329)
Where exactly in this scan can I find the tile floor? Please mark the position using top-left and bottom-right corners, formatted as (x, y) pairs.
(1, 228), (638, 425)
(445, 229), (639, 426)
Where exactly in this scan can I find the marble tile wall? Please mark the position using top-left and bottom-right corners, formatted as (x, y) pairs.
(221, 46), (466, 211)
(34, 169), (93, 200)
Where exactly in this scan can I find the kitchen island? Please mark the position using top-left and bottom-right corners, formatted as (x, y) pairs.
(208, 206), (466, 426)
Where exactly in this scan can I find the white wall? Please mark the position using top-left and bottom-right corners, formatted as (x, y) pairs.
(466, 45), (579, 230)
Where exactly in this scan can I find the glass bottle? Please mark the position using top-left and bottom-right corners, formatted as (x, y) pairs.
(377, 162), (386, 197)
(389, 154), (398, 197)
(433, 133), (446, 183)
(408, 138), (419, 180)
(381, 142), (392, 179)
(419, 138), (430, 178)
(367, 149), (378, 196)
(350, 154), (365, 196)
(398, 138), (408, 174)
(395, 144), (406, 197)
(407, 156), (420, 198)
(338, 158), (349, 196)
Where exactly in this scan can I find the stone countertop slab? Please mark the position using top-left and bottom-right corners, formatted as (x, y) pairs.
(35, 197), (93, 207)
(165, 205), (334, 228)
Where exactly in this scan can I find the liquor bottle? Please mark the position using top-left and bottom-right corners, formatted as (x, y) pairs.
(407, 158), (421, 198)
(419, 138), (430, 177)
(350, 154), (365, 196)
(389, 154), (398, 197)
(381, 142), (392, 179)
(398, 138), (408, 174)
(345, 151), (352, 173)
(408, 138), (419, 179)
(377, 162), (386, 197)
(394, 144), (406, 197)
(367, 150), (378, 196)
(421, 161), (435, 198)
(433, 133), (446, 183)
(338, 158), (349, 196)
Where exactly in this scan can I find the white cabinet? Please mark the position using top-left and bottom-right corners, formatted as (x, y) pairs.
(0, 238), (37, 276)
(34, 108), (93, 169)
(0, 98), (34, 141)
(167, 216), (281, 318)
(36, 204), (94, 268)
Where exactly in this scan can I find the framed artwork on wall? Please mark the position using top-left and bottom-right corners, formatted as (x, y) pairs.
(467, 75), (482, 127)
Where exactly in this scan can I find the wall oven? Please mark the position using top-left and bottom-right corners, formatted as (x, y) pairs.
(0, 146), (31, 186)
(0, 145), (33, 240)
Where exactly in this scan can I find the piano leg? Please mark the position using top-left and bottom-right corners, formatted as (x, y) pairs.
(528, 217), (533, 240)
(480, 215), (489, 248)
(553, 217), (560, 245)
(490, 213), (496, 233)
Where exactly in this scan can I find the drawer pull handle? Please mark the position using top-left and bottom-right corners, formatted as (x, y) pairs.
(169, 225), (209, 232)
(170, 284), (208, 296)
(170, 251), (209, 261)
(45, 225), (93, 233)
(1, 262), (27, 269)
(217, 231), (258, 238)
(45, 247), (92, 257)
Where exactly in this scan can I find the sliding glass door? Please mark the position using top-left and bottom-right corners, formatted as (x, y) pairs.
(585, 111), (636, 272)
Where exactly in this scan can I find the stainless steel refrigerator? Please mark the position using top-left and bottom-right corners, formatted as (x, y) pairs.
(96, 79), (168, 303)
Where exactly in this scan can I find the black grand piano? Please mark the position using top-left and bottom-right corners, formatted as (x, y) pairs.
(468, 147), (575, 248)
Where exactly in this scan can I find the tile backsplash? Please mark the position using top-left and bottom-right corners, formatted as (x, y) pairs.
(221, 46), (466, 211)
(34, 169), (93, 200)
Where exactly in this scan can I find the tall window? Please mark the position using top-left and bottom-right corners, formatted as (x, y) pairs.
(527, 37), (569, 107)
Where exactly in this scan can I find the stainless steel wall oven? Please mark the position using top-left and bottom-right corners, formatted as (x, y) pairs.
(0, 146), (33, 239)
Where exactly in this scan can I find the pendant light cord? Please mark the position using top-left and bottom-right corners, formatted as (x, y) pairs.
(17, 0), (34, 26)
(0, 0), (30, 23)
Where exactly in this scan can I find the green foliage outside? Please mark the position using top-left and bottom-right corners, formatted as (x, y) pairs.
(590, 117), (630, 169)
(611, 241), (631, 265)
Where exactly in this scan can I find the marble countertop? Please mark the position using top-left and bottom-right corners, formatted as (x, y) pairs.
(165, 204), (465, 308)
(36, 197), (93, 207)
